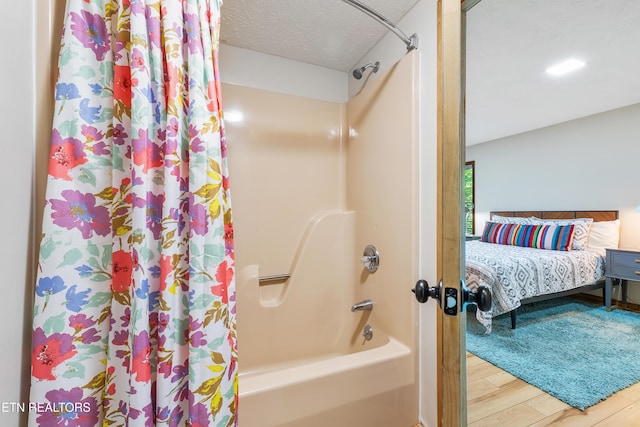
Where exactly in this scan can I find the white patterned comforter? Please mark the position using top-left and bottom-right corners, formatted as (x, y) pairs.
(465, 241), (605, 333)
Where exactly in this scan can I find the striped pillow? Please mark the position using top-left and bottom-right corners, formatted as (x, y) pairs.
(481, 222), (576, 251)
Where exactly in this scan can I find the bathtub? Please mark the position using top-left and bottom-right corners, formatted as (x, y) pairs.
(235, 212), (418, 426)
(238, 334), (415, 427)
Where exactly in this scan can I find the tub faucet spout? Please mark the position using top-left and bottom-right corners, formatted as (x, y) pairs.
(351, 299), (373, 312)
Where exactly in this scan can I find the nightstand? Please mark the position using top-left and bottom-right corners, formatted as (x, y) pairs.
(604, 248), (639, 310)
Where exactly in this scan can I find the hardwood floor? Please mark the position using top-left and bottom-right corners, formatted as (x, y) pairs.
(467, 296), (640, 426)
(467, 352), (640, 426)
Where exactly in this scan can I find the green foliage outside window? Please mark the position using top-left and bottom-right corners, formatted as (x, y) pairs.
(464, 162), (474, 235)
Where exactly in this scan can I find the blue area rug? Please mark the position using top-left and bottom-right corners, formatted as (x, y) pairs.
(467, 298), (640, 410)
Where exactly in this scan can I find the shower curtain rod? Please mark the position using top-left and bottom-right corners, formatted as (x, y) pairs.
(342, 0), (418, 51)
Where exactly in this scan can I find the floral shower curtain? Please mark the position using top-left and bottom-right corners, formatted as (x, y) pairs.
(29, 0), (237, 426)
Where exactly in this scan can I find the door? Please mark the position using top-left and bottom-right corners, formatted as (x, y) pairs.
(439, 0), (466, 424)
(415, 1), (486, 425)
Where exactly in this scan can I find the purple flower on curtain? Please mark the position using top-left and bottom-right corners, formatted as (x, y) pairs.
(36, 276), (67, 297)
(36, 387), (98, 427)
(49, 130), (88, 181)
(69, 10), (110, 61)
(31, 328), (78, 381)
(131, 330), (151, 382)
(80, 328), (101, 344)
(190, 137), (205, 153)
(80, 124), (104, 142)
(79, 99), (102, 124)
(68, 314), (95, 332)
(188, 403), (210, 427)
(65, 285), (90, 313)
(146, 192), (165, 239)
(184, 14), (202, 54)
(50, 190), (110, 238)
(112, 124), (129, 146)
(112, 330), (128, 346)
(131, 48), (146, 71)
(55, 83), (81, 101)
(171, 363), (188, 384)
(81, 124), (110, 156)
(132, 128), (164, 173)
(167, 118), (180, 138)
(187, 194), (208, 236)
(169, 406), (184, 427)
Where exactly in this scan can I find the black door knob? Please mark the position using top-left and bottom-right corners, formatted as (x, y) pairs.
(412, 279), (441, 306)
(463, 285), (492, 312)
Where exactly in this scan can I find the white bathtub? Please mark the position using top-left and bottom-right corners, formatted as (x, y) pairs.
(235, 211), (418, 426)
(238, 335), (414, 427)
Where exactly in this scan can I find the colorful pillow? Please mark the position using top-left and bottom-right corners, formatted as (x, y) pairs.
(481, 222), (576, 251)
(529, 218), (592, 251)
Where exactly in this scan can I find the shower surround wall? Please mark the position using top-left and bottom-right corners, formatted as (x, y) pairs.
(226, 52), (419, 426)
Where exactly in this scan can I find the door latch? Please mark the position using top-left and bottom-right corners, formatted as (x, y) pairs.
(412, 279), (491, 315)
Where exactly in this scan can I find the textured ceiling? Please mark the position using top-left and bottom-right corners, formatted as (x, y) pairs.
(220, 0), (419, 71)
(221, 0), (640, 144)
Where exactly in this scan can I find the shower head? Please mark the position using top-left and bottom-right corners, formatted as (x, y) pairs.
(352, 61), (380, 79)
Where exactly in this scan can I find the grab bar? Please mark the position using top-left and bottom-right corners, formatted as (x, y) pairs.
(258, 274), (291, 284)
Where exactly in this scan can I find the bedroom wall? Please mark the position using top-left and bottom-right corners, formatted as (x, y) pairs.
(466, 103), (640, 299)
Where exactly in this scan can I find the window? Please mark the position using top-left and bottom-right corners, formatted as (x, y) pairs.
(464, 161), (475, 235)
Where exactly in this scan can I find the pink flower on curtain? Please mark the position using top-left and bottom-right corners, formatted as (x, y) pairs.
(69, 10), (110, 60)
(112, 250), (133, 293)
(131, 330), (151, 382)
(31, 1), (237, 425)
(50, 190), (110, 238)
(114, 65), (134, 109)
(48, 130), (88, 181)
(212, 260), (232, 304)
(31, 328), (78, 381)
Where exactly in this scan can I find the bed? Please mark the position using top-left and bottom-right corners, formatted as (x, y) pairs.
(466, 210), (620, 333)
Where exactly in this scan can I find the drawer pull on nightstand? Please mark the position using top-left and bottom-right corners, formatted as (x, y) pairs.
(636, 271), (640, 276)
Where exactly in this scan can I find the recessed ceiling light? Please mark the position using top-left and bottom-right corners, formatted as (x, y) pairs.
(545, 59), (586, 76)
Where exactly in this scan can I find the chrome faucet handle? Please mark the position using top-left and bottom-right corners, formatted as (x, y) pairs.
(360, 245), (379, 273)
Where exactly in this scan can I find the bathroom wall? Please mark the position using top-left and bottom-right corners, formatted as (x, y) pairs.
(221, 34), (422, 426)
(0, 3), (35, 425)
(221, 1), (440, 425)
(223, 83), (353, 369)
(351, 1), (440, 425)
(346, 51), (420, 424)
(1, 1), (63, 425)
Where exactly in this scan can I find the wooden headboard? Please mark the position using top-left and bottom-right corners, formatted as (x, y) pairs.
(490, 210), (619, 222)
